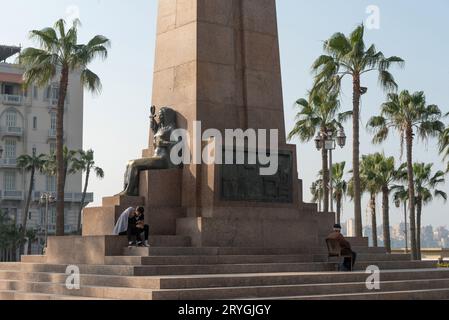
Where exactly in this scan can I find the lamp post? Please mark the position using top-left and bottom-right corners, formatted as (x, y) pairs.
(395, 198), (408, 254)
(40, 193), (56, 254)
(314, 128), (347, 217)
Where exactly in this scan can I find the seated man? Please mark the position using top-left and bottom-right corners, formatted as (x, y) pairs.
(113, 207), (150, 247)
(327, 224), (357, 271)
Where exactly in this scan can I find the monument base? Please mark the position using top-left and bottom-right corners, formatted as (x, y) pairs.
(177, 212), (334, 249)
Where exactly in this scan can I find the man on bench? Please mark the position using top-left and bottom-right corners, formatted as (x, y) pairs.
(327, 224), (357, 272)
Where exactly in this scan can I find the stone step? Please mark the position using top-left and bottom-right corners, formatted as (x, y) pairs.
(287, 288), (449, 300)
(105, 255), (315, 266)
(0, 290), (114, 300)
(0, 270), (162, 290)
(154, 269), (449, 290)
(355, 254), (411, 262)
(0, 263), (20, 271)
(133, 260), (436, 276)
(147, 236), (191, 247)
(123, 247), (317, 257)
(355, 260), (437, 270)
(345, 237), (369, 247)
(2, 268), (448, 292)
(105, 252), (410, 266)
(0, 279), (153, 300)
(152, 278), (449, 300)
(21, 256), (47, 264)
(3, 259), (436, 279)
(2, 263), (136, 276)
(352, 247), (387, 254)
(102, 196), (145, 208)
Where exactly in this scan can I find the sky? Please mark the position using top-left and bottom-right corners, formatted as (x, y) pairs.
(1, 0), (448, 229)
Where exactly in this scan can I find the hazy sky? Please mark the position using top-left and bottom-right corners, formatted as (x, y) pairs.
(1, 0), (448, 228)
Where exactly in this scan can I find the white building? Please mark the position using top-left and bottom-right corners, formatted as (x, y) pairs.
(346, 218), (355, 237)
(0, 45), (93, 251)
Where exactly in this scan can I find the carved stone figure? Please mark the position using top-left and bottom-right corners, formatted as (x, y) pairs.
(119, 106), (179, 196)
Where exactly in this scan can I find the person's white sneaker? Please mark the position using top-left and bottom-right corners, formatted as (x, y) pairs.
(144, 241), (150, 247)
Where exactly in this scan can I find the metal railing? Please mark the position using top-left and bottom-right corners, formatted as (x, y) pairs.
(1, 94), (23, 106)
(0, 158), (17, 168)
(2, 190), (24, 200)
(2, 126), (23, 137)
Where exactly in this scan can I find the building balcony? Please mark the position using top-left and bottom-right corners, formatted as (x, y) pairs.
(1, 94), (23, 106)
(1, 190), (24, 201)
(0, 158), (17, 168)
(47, 129), (66, 142)
(1, 126), (23, 138)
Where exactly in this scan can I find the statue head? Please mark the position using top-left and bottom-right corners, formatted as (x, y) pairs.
(158, 107), (177, 128)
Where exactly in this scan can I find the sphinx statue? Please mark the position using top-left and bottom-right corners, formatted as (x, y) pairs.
(119, 106), (180, 196)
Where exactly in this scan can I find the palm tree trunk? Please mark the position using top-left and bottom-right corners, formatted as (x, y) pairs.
(77, 167), (90, 234)
(336, 195), (342, 225)
(56, 66), (69, 237)
(352, 73), (363, 237)
(406, 126), (418, 260)
(416, 197), (423, 261)
(321, 144), (329, 213)
(27, 238), (32, 255)
(370, 193), (378, 247)
(382, 185), (391, 253)
(20, 167), (35, 255)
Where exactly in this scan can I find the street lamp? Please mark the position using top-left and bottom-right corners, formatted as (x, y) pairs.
(40, 193), (56, 254)
(314, 128), (347, 217)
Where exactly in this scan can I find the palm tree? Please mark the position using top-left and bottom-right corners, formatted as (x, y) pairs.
(310, 179), (324, 212)
(43, 146), (80, 191)
(440, 127), (449, 172)
(392, 185), (410, 253)
(288, 89), (351, 213)
(25, 229), (38, 255)
(312, 24), (404, 237)
(16, 154), (46, 254)
(412, 163), (447, 260)
(368, 90), (445, 259)
(360, 154), (382, 247)
(72, 150), (104, 234)
(19, 19), (110, 236)
(368, 153), (404, 253)
(332, 162), (348, 225)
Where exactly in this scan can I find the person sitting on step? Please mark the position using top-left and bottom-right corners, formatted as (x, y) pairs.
(113, 207), (150, 247)
(327, 224), (357, 272)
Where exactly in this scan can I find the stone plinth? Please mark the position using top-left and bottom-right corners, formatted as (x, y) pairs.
(46, 236), (128, 265)
(139, 169), (185, 235)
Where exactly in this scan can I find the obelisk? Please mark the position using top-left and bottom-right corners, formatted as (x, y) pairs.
(142, 0), (333, 247)
(150, 0), (286, 200)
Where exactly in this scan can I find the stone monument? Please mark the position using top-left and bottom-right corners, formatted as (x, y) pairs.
(47, 0), (334, 262)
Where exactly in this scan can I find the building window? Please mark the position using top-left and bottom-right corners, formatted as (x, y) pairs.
(28, 211), (32, 220)
(33, 86), (38, 100)
(6, 110), (17, 128)
(32, 147), (37, 156)
(49, 142), (56, 155)
(49, 207), (56, 225)
(4, 171), (16, 191)
(45, 85), (59, 100)
(33, 116), (37, 130)
(50, 112), (56, 130)
(5, 139), (16, 159)
(46, 175), (56, 192)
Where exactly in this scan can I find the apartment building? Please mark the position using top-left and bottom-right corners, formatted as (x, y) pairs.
(0, 45), (93, 251)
